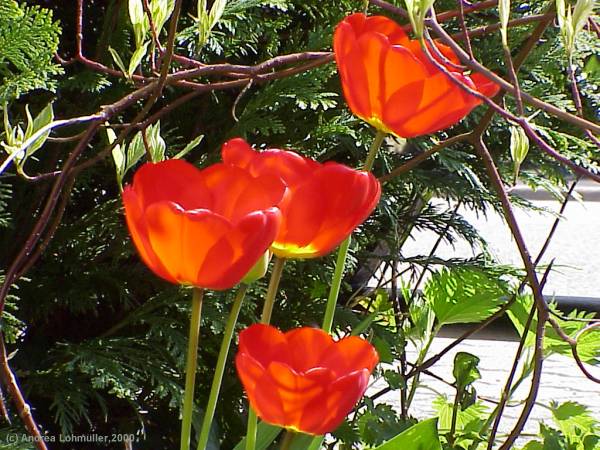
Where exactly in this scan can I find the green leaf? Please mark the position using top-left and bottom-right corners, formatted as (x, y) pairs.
(453, 352), (481, 392)
(424, 268), (508, 325)
(173, 133), (204, 159)
(433, 396), (488, 435)
(508, 294), (600, 364)
(374, 418), (441, 450)
(108, 47), (128, 77)
(551, 401), (598, 441)
(146, 121), (166, 162)
(233, 422), (281, 450)
(151, 0), (174, 34)
(128, 41), (150, 77)
(108, 127), (125, 185)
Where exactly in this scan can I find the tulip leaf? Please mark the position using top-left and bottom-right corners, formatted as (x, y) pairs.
(424, 267), (508, 326)
(373, 418), (441, 450)
(233, 422), (281, 450)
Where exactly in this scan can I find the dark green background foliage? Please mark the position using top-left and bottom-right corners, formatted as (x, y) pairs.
(0, 0), (598, 449)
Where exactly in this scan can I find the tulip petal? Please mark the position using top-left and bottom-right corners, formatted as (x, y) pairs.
(238, 323), (290, 368)
(144, 202), (231, 285)
(122, 188), (176, 283)
(200, 164), (285, 224)
(284, 327), (335, 373)
(304, 370), (370, 435)
(364, 14), (409, 46)
(131, 159), (213, 210)
(384, 71), (478, 137)
(221, 138), (256, 169)
(198, 209), (281, 289)
(272, 165), (380, 258)
(318, 336), (380, 375)
(256, 362), (333, 431)
(334, 21), (373, 121)
(471, 72), (501, 98)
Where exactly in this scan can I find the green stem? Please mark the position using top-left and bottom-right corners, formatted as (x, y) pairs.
(260, 257), (286, 324)
(245, 409), (258, 450)
(321, 236), (351, 333)
(181, 288), (204, 450)
(197, 285), (248, 450)
(311, 129), (387, 449)
(406, 328), (436, 409)
(280, 431), (296, 450)
(321, 129), (386, 333)
(245, 257), (286, 450)
(363, 129), (386, 172)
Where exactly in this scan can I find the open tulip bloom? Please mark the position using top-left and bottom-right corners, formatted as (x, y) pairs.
(236, 324), (379, 435)
(222, 138), (381, 259)
(334, 13), (500, 138)
(122, 159), (285, 290)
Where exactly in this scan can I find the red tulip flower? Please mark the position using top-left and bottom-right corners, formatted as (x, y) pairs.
(334, 13), (500, 138)
(222, 138), (381, 259)
(235, 324), (379, 435)
(122, 159), (285, 290)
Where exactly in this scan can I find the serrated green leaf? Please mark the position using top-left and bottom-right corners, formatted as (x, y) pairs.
(424, 268), (508, 325)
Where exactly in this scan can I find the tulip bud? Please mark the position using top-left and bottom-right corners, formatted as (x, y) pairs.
(404, 0), (436, 38)
(509, 125), (529, 184)
(498, 0), (510, 46)
(241, 251), (272, 285)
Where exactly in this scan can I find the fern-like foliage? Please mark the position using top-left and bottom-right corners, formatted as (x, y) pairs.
(0, 0), (63, 102)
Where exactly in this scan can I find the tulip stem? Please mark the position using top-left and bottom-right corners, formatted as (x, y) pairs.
(363, 129), (386, 172)
(321, 130), (387, 334)
(260, 256), (286, 324)
(311, 129), (387, 450)
(181, 288), (204, 450)
(197, 284), (248, 450)
(321, 235), (351, 333)
(280, 431), (296, 450)
(245, 257), (286, 450)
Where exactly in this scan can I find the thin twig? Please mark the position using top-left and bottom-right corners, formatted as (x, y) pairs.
(0, 335), (47, 450)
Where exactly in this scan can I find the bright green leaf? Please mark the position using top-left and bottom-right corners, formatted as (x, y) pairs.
(424, 268), (508, 325)
(374, 418), (441, 450)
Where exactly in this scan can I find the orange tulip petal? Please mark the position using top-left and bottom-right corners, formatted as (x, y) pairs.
(471, 72), (501, 98)
(201, 163), (286, 223)
(131, 159), (212, 210)
(256, 362), (333, 431)
(334, 13), (500, 137)
(318, 336), (380, 375)
(363, 14), (409, 46)
(143, 202), (231, 284)
(236, 324), (378, 435)
(284, 328), (335, 373)
(122, 188), (176, 283)
(198, 209), (281, 289)
(334, 21), (373, 121)
(221, 138), (255, 170)
(238, 323), (290, 368)
(307, 370), (370, 434)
